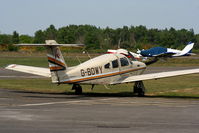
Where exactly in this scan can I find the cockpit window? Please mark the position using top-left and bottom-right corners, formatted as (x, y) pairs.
(120, 57), (129, 66)
(104, 63), (110, 69)
(112, 59), (119, 68)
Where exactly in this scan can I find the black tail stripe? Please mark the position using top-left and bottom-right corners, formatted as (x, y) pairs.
(48, 60), (66, 68)
(50, 68), (66, 72)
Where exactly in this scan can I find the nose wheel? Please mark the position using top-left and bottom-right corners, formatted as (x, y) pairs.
(72, 84), (82, 95)
(133, 81), (145, 97)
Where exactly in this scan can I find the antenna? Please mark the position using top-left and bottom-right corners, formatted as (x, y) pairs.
(76, 56), (82, 64)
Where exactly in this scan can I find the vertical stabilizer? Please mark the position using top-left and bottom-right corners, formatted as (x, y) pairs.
(45, 40), (68, 83)
(180, 42), (194, 55)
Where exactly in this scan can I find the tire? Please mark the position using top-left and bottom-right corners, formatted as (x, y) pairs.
(75, 86), (82, 95)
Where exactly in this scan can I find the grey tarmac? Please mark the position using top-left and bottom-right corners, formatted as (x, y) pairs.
(0, 88), (199, 133)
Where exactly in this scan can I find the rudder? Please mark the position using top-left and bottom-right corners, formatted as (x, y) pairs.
(45, 40), (68, 83)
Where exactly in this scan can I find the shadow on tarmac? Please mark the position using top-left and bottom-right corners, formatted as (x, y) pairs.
(10, 89), (199, 100)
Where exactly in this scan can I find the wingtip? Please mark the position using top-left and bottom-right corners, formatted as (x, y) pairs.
(188, 42), (194, 45)
(5, 64), (17, 69)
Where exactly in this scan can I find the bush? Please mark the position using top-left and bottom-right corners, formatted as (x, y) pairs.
(8, 44), (19, 51)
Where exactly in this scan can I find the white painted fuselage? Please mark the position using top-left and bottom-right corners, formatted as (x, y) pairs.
(60, 54), (146, 85)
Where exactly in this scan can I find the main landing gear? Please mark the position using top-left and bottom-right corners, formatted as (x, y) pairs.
(133, 81), (145, 97)
(72, 83), (146, 96)
(72, 84), (82, 95)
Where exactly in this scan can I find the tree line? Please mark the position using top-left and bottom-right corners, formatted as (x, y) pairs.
(0, 24), (199, 52)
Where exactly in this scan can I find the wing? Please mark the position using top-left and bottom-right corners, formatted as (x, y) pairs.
(153, 52), (175, 57)
(5, 64), (51, 77)
(112, 69), (199, 84)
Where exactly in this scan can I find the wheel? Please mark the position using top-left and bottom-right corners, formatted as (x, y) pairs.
(138, 92), (145, 97)
(75, 87), (82, 95)
(72, 84), (82, 95)
(133, 81), (145, 97)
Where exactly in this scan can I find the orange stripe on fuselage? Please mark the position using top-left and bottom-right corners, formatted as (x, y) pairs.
(61, 67), (146, 84)
(47, 57), (65, 67)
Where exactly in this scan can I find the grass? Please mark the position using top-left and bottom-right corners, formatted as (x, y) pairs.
(0, 52), (93, 67)
(0, 74), (199, 98)
(0, 51), (199, 98)
(150, 57), (199, 67)
(145, 74), (199, 97)
(0, 78), (133, 94)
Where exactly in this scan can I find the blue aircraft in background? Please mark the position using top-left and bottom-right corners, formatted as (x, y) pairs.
(137, 42), (195, 57)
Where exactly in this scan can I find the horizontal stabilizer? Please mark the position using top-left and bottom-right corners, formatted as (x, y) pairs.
(6, 64), (51, 77)
(16, 43), (85, 47)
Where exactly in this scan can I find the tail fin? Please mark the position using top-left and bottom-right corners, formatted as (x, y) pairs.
(16, 40), (84, 83)
(45, 40), (68, 83)
(180, 42), (194, 56)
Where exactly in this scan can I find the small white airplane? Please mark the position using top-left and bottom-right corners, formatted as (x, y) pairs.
(6, 40), (199, 96)
(137, 42), (195, 57)
(107, 49), (143, 61)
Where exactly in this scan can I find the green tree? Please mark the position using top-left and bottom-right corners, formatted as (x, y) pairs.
(8, 31), (19, 51)
(0, 34), (12, 51)
(34, 30), (45, 43)
(1, 24), (198, 51)
(12, 31), (19, 44)
(45, 24), (57, 40)
(0, 34), (12, 44)
(19, 35), (33, 43)
(194, 34), (199, 49)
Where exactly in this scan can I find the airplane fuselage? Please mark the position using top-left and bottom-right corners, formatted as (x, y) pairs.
(59, 54), (146, 85)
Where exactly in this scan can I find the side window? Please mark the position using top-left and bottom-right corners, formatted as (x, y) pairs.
(104, 63), (110, 69)
(112, 59), (119, 68)
(120, 57), (129, 67)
